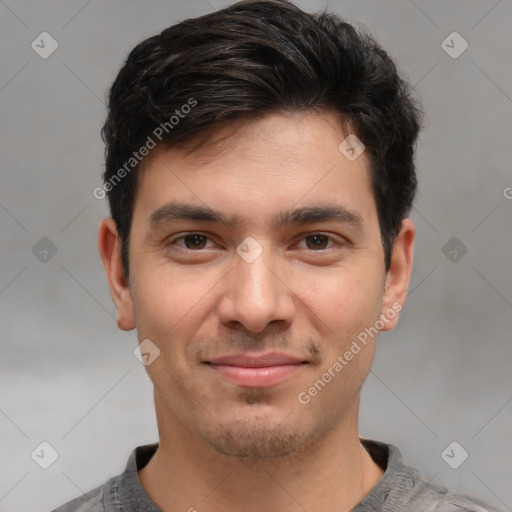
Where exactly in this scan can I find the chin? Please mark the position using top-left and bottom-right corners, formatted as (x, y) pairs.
(198, 405), (330, 462)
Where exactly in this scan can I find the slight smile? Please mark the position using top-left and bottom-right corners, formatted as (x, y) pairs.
(202, 352), (309, 388)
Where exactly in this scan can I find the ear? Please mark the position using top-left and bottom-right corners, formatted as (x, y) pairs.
(379, 218), (415, 332)
(97, 218), (135, 331)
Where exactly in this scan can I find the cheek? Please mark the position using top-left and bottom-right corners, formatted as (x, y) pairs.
(297, 267), (383, 338)
(132, 261), (213, 326)
(295, 269), (383, 395)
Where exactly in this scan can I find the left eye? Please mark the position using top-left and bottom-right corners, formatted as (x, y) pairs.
(296, 234), (336, 251)
(169, 233), (336, 251)
(171, 234), (213, 250)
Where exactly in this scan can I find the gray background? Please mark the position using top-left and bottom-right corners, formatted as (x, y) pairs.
(1, 1), (511, 511)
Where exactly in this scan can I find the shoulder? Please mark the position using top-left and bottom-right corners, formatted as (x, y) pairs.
(50, 476), (114, 512)
(360, 439), (504, 512)
(407, 475), (504, 512)
(50, 443), (156, 512)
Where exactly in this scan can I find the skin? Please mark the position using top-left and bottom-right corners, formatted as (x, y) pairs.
(98, 110), (415, 512)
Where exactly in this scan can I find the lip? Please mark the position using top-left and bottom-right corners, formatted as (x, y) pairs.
(206, 352), (307, 367)
(203, 352), (308, 388)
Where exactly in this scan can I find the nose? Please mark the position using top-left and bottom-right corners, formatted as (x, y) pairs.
(216, 242), (296, 334)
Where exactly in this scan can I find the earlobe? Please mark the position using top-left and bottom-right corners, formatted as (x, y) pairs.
(380, 218), (415, 332)
(97, 218), (136, 331)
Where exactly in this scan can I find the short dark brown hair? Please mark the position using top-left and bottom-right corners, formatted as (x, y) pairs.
(101, 0), (423, 276)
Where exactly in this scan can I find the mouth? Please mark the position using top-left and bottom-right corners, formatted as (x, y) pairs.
(202, 352), (309, 388)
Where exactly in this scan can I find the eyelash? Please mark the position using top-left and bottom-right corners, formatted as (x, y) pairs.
(166, 232), (342, 252)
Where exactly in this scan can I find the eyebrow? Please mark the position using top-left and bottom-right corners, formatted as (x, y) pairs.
(149, 201), (362, 230)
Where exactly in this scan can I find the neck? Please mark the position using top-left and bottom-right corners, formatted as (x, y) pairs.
(139, 395), (384, 512)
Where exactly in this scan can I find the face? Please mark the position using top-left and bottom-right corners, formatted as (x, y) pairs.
(99, 110), (414, 461)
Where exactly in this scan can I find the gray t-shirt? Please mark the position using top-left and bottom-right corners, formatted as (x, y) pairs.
(52, 438), (504, 511)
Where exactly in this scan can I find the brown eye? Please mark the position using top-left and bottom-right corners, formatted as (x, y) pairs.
(304, 234), (331, 250)
(181, 234), (208, 250)
(169, 233), (213, 251)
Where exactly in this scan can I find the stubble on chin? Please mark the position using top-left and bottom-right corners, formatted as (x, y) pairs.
(201, 387), (331, 464)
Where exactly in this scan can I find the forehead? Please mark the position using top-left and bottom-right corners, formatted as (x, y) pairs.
(133, 110), (376, 229)
(173, 110), (365, 169)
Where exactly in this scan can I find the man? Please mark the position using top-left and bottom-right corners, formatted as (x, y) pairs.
(54, 1), (503, 510)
